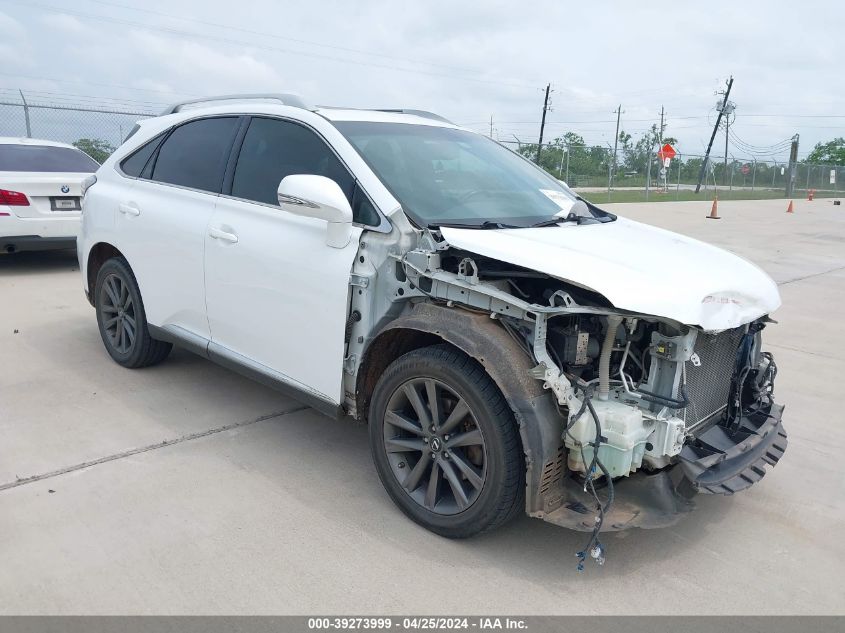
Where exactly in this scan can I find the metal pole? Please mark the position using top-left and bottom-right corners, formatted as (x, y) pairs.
(565, 143), (570, 183)
(724, 117), (729, 188)
(19, 89), (31, 138)
(751, 159), (757, 192)
(645, 153), (652, 201)
(536, 83), (550, 164)
(729, 157), (734, 193)
(786, 134), (799, 198)
(676, 153), (682, 199)
(696, 75), (733, 193)
(659, 106), (666, 192)
(610, 104), (621, 194)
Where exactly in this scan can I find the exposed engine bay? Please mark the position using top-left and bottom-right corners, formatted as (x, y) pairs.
(347, 226), (788, 569)
(407, 242), (781, 481)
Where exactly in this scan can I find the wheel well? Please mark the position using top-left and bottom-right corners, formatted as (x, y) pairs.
(356, 328), (443, 421)
(356, 303), (564, 517)
(87, 243), (126, 305)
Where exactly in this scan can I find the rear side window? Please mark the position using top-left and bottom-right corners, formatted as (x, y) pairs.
(231, 117), (379, 225)
(120, 133), (165, 178)
(151, 117), (239, 193)
(0, 144), (99, 172)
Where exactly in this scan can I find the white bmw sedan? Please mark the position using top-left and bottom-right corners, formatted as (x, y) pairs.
(0, 137), (99, 253)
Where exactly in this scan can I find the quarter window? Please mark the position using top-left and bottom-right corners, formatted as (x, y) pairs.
(120, 133), (165, 178)
(231, 117), (379, 225)
(151, 117), (239, 193)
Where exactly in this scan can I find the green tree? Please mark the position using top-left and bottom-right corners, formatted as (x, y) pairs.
(806, 138), (845, 165)
(73, 138), (116, 164)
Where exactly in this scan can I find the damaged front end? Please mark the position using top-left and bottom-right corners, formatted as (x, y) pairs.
(397, 230), (788, 546)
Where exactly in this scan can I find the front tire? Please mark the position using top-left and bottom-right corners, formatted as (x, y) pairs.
(94, 257), (171, 368)
(369, 345), (524, 538)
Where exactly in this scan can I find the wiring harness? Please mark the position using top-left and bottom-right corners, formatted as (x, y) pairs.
(563, 383), (615, 572)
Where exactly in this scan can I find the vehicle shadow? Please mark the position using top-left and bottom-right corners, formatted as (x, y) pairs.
(250, 403), (730, 583)
(0, 249), (79, 275)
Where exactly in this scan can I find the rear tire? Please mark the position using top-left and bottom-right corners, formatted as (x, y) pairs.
(94, 257), (171, 368)
(369, 344), (524, 538)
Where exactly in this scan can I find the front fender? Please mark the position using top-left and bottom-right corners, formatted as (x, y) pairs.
(359, 302), (568, 517)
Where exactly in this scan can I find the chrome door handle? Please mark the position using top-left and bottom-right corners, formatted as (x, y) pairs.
(119, 202), (140, 216)
(209, 227), (239, 243)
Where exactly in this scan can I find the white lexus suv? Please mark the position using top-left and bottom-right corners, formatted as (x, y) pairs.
(79, 94), (787, 559)
(1, 137), (99, 253)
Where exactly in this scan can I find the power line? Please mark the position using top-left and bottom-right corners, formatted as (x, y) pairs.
(4, 0), (539, 90)
(88, 0), (494, 78)
(0, 88), (165, 108)
(0, 71), (200, 98)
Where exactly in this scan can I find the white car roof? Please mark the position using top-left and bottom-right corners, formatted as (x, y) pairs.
(0, 136), (80, 149)
(315, 108), (457, 128)
(152, 95), (460, 130)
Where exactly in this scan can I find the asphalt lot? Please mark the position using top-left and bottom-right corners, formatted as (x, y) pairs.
(1, 198), (843, 615)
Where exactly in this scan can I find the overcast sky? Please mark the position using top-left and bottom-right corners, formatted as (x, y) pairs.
(1, 0), (842, 160)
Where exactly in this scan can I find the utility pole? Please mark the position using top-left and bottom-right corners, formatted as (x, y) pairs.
(695, 75), (734, 193)
(609, 104), (622, 194)
(536, 83), (551, 164)
(659, 105), (664, 146)
(785, 134), (799, 198)
(19, 89), (31, 138)
(723, 111), (730, 187)
(658, 106), (666, 191)
(489, 115), (493, 139)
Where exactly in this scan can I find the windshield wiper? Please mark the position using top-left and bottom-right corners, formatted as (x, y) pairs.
(435, 220), (522, 230)
(528, 212), (591, 228)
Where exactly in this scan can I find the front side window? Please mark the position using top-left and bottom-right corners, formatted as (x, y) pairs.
(334, 121), (613, 228)
(230, 117), (379, 226)
(151, 117), (239, 193)
(0, 144), (99, 173)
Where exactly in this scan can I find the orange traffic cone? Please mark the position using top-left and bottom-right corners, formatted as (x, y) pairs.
(707, 197), (720, 220)
(786, 200), (794, 214)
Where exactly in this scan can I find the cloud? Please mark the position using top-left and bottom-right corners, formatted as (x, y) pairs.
(0, 10), (32, 68)
(41, 13), (87, 34)
(127, 31), (288, 93)
(0, 0), (841, 157)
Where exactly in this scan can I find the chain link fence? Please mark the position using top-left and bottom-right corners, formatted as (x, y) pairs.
(0, 95), (156, 155)
(499, 140), (843, 203)
(0, 94), (842, 203)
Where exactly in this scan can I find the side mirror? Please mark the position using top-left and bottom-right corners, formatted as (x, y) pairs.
(277, 175), (353, 248)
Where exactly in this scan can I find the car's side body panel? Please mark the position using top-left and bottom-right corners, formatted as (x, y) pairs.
(116, 178), (217, 340)
(205, 195), (363, 404)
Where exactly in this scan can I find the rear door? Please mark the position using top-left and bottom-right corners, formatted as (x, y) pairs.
(116, 116), (242, 341)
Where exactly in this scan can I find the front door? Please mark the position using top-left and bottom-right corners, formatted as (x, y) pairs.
(204, 116), (364, 404)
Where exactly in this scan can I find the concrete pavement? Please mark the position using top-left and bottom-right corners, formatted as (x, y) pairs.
(1, 198), (843, 614)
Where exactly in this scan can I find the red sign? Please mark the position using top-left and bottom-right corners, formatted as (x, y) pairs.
(657, 143), (676, 161)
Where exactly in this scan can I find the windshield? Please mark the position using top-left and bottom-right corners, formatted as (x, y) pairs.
(334, 121), (612, 228)
(0, 144), (100, 173)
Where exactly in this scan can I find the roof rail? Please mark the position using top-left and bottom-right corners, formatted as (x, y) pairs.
(160, 93), (313, 116)
(373, 109), (455, 125)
